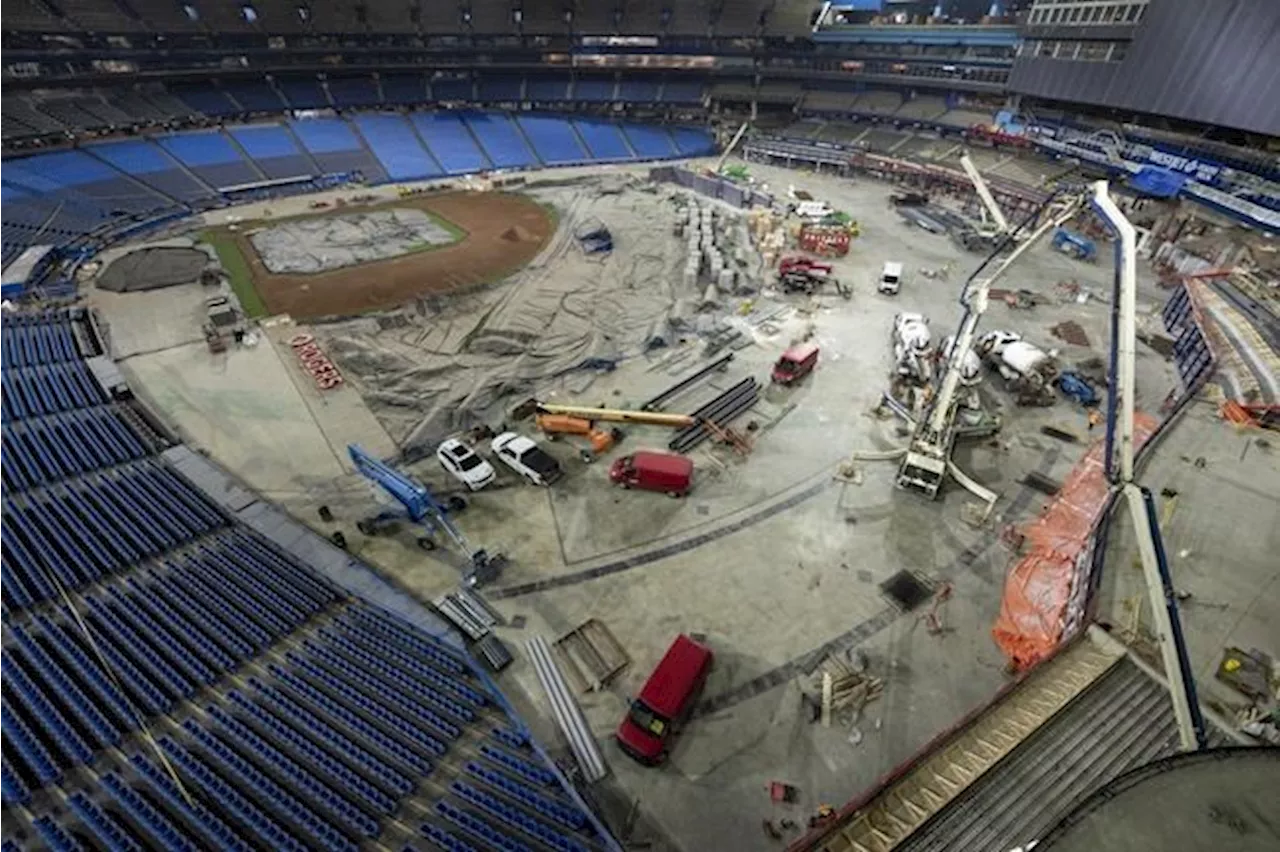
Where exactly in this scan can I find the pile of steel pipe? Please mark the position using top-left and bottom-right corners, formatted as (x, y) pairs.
(669, 377), (761, 453)
(641, 354), (734, 411)
(525, 636), (608, 783)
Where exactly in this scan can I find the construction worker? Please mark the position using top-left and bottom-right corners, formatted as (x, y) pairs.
(1087, 407), (1103, 432)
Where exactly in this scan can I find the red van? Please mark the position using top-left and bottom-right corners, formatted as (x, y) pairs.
(771, 342), (820, 385)
(615, 634), (713, 765)
(608, 451), (693, 497)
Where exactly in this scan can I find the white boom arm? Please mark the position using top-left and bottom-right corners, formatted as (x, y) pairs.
(960, 152), (1012, 234)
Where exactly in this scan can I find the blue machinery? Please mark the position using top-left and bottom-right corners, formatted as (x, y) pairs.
(347, 444), (505, 587)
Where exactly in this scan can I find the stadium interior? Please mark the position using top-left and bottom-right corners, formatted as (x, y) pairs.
(2, 1), (1278, 851)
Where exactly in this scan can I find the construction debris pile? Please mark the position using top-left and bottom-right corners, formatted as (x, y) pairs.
(801, 650), (884, 733)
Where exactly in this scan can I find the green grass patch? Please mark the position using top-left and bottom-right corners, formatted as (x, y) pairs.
(201, 229), (268, 318)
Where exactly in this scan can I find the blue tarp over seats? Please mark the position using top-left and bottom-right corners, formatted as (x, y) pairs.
(2, 150), (167, 218)
(226, 125), (315, 181)
(459, 112), (537, 169)
(156, 130), (262, 189)
(514, 115), (588, 165)
(275, 78), (330, 109)
(409, 113), (491, 174)
(85, 139), (213, 204)
(621, 123), (677, 158)
(287, 117), (389, 183)
(351, 114), (442, 181)
(572, 118), (634, 161)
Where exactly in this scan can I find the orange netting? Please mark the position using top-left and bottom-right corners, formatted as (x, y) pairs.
(992, 413), (1157, 670)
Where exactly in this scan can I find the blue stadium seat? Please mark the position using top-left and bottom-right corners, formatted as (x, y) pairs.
(33, 816), (86, 852)
(463, 762), (587, 830)
(621, 123), (678, 158)
(224, 80), (285, 113)
(671, 127), (717, 157)
(460, 112), (537, 168)
(9, 628), (121, 748)
(224, 690), (398, 815)
(268, 665), (434, 775)
(129, 754), (255, 851)
(662, 80), (707, 104)
(277, 78), (331, 109)
(67, 790), (144, 852)
(525, 76), (570, 102)
(171, 84), (238, 116)
(617, 77), (662, 103)
(450, 781), (591, 852)
(435, 799), (533, 852)
(515, 115), (589, 165)
(2, 656), (95, 769)
(204, 703), (381, 838)
(180, 721), (357, 852)
(352, 114), (443, 181)
(156, 130), (262, 189)
(327, 77), (381, 109)
(572, 118), (634, 160)
(431, 78), (474, 101)
(573, 79), (616, 102)
(1, 702), (62, 786)
(380, 73), (429, 105)
(2, 150), (165, 217)
(100, 773), (199, 852)
(288, 118), (390, 183)
(228, 125), (315, 181)
(86, 139), (213, 203)
(478, 76), (524, 102)
(409, 113), (492, 174)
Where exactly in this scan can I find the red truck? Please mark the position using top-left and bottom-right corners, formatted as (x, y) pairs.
(771, 342), (820, 385)
(615, 634), (713, 765)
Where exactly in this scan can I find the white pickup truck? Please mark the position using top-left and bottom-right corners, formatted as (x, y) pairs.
(491, 432), (563, 486)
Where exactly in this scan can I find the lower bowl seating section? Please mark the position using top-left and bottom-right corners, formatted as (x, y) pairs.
(572, 118), (635, 161)
(410, 113), (492, 174)
(621, 122), (678, 158)
(460, 111), (538, 168)
(288, 117), (390, 184)
(351, 114), (443, 181)
(514, 115), (589, 165)
(0, 309), (606, 851)
(156, 130), (264, 189)
(226, 125), (316, 182)
(86, 138), (213, 204)
(0, 108), (711, 258)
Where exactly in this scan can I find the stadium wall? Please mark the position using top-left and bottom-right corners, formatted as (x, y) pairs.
(1009, 0), (1280, 136)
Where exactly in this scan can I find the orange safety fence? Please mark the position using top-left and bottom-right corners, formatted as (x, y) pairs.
(992, 413), (1157, 670)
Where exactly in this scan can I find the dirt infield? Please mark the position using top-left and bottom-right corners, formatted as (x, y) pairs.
(216, 191), (554, 318)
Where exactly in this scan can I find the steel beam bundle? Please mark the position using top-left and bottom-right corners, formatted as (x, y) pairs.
(669, 377), (760, 453)
(640, 354), (734, 412)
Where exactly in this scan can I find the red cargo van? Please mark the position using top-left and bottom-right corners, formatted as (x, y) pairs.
(608, 451), (693, 497)
(771, 341), (820, 385)
(615, 634), (713, 765)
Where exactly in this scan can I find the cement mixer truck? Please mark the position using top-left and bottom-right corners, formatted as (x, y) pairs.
(977, 330), (1058, 405)
(893, 313), (933, 384)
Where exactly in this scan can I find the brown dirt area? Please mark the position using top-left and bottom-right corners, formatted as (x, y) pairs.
(221, 191), (554, 319)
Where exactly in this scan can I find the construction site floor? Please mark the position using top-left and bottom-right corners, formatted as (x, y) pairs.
(92, 158), (1198, 852)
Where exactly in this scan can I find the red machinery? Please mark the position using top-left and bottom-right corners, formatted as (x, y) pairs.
(778, 256), (833, 276)
(798, 224), (851, 257)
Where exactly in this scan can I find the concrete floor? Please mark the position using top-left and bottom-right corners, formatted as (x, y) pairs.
(91, 158), (1212, 852)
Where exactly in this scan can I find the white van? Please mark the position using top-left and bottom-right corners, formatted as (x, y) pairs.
(878, 262), (904, 295)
